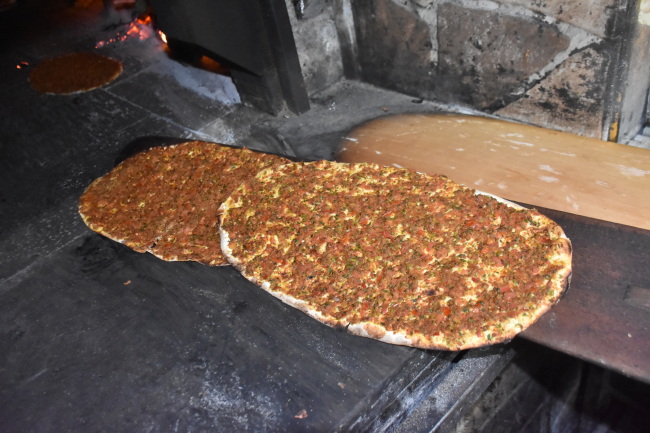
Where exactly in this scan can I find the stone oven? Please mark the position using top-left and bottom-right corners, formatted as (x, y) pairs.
(2, 0), (650, 431)
(150, 0), (650, 143)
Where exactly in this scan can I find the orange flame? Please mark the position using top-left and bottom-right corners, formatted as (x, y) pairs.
(95, 15), (155, 49)
(158, 31), (167, 44)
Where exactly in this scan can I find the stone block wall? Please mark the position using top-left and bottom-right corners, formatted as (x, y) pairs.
(287, 0), (650, 143)
(284, 0), (346, 96)
(350, 0), (650, 141)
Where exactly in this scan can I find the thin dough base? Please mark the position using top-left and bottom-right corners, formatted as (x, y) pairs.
(219, 161), (572, 351)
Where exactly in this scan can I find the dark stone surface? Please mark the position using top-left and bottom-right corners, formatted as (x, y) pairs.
(0, 114), (205, 282)
(0, 82), (147, 174)
(3, 5), (108, 59)
(0, 48), (38, 93)
(617, 17), (650, 143)
(436, 2), (570, 109)
(106, 60), (240, 131)
(497, 0), (617, 40)
(353, 0), (433, 99)
(292, 0), (330, 20)
(0, 234), (456, 432)
(496, 47), (609, 138)
(290, 10), (345, 96)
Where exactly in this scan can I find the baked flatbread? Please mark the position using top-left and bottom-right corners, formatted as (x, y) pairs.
(79, 141), (289, 265)
(29, 52), (123, 95)
(219, 161), (572, 350)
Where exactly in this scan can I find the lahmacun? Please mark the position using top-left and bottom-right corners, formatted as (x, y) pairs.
(29, 52), (123, 95)
(219, 160), (571, 350)
(79, 141), (289, 266)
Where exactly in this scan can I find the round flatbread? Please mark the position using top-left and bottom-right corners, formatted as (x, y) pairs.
(219, 161), (572, 350)
(29, 52), (123, 94)
(79, 141), (290, 266)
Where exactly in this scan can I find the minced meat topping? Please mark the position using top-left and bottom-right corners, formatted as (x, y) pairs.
(79, 142), (289, 265)
(221, 161), (567, 348)
(29, 52), (123, 95)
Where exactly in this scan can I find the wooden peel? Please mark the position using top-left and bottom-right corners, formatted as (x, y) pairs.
(336, 113), (650, 230)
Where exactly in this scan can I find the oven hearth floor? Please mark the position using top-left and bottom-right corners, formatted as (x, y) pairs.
(1, 2), (650, 433)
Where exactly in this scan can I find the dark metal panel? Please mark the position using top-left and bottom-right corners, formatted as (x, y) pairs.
(259, 0), (311, 115)
(149, 0), (264, 75)
(519, 205), (650, 384)
(149, 0), (310, 115)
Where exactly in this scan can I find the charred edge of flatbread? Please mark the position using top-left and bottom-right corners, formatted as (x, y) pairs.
(148, 250), (229, 266)
(148, 244), (230, 267)
(347, 323), (453, 350)
(204, 257), (230, 267)
(347, 317), (515, 351)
